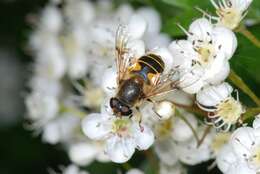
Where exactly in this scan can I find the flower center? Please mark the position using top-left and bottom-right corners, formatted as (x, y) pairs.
(250, 146), (260, 169)
(211, 132), (231, 154)
(216, 97), (243, 124)
(60, 34), (79, 57)
(217, 8), (241, 30)
(112, 118), (131, 137)
(84, 87), (104, 109)
(197, 43), (215, 66)
(156, 119), (173, 139)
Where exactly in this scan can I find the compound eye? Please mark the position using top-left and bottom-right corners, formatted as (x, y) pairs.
(121, 106), (129, 113)
(110, 98), (118, 107)
(121, 105), (132, 116)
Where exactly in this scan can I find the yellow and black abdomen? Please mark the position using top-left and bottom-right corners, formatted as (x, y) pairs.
(131, 54), (165, 84)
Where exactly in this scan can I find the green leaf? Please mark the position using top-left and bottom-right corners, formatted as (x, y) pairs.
(230, 25), (260, 98)
(162, 0), (191, 9)
(160, 0), (214, 37)
(247, 0), (260, 23)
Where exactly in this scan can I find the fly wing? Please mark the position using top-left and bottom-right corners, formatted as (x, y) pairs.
(115, 25), (138, 84)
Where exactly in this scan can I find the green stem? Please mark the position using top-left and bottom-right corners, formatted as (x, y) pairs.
(59, 104), (86, 118)
(122, 163), (132, 171)
(175, 109), (200, 144)
(228, 69), (260, 106)
(242, 107), (260, 121)
(236, 24), (260, 48)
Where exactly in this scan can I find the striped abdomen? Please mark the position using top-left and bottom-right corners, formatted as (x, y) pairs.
(131, 54), (165, 84)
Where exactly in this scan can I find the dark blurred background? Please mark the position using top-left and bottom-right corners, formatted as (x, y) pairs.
(0, 1), (70, 174)
(0, 1), (225, 174)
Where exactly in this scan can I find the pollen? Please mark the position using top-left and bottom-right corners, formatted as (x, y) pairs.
(156, 119), (173, 139)
(217, 8), (241, 30)
(250, 147), (260, 168)
(83, 87), (104, 109)
(197, 44), (215, 66)
(216, 97), (243, 124)
(211, 132), (231, 154)
(112, 118), (131, 136)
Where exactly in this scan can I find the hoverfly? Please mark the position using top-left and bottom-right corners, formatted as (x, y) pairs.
(109, 25), (180, 118)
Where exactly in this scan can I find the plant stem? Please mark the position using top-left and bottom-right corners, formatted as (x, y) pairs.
(236, 24), (260, 48)
(242, 107), (260, 121)
(175, 109), (200, 144)
(228, 69), (260, 106)
(59, 104), (86, 118)
(197, 125), (211, 148)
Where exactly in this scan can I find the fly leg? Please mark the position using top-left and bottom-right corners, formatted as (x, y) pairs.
(146, 98), (162, 119)
(135, 106), (144, 132)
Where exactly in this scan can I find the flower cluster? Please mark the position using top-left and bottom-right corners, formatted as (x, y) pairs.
(25, 0), (257, 173)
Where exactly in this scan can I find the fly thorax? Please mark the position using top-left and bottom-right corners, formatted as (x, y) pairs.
(216, 97), (243, 124)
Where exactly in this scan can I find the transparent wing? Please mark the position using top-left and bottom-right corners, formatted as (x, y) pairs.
(115, 24), (137, 84)
(144, 65), (207, 99)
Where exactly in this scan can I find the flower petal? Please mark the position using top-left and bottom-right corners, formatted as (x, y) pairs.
(128, 14), (147, 40)
(68, 142), (97, 166)
(196, 82), (233, 107)
(168, 40), (197, 69)
(172, 110), (198, 142)
(136, 7), (161, 35)
(155, 139), (178, 166)
(212, 27), (237, 59)
(127, 39), (145, 58)
(206, 61), (230, 84)
(188, 18), (213, 43)
(126, 169), (144, 174)
(230, 0), (253, 12)
(230, 127), (256, 159)
(178, 68), (206, 94)
(216, 144), (239, 173)
(132, 123), (155, 150)
(105, 136), (135, 163)
(81, 113), (111, 140)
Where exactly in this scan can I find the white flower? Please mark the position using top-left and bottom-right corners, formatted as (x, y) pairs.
(81, 112), (154, 163)
(62, 164), (89, 174)
(159, 162), (187, 174)
(210, 0), (253, 29)
(29, 76), (61, 97)
(40, 5), (62, 33)
(60, 27), (89, 79)
(196, 82), (244, 131)
(216, 144), (241, 174)
(172, 110), (198, 142)
(169, 18), (237, 93)
(175, 126), (214, 165)
(25, 92), (58, 122)
(154, 101), (175, 120)
(35, 40), (66, 80)
(155, 138), (179, 166)
(136, 7), (161, 36)
(230, 126), (260, 172)
(42, 114), (80, 144)
(64, 0), (95, 28)
(101, 66), (118, 95)
(68, 142), (97, 166)
(126, 169), (144, 174)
